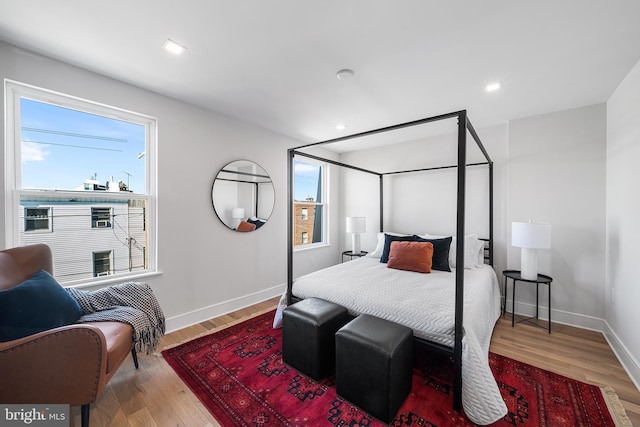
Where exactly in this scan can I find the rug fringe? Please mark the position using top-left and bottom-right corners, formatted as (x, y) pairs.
(601, 386), (634, 427)
(153, 307), (276, 357)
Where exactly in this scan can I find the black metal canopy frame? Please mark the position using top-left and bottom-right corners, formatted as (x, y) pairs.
(286, 110), (494, 412)
(214, 169), (273, 221)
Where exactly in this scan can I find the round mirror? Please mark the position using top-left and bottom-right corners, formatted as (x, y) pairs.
(211, 160), (275, 232)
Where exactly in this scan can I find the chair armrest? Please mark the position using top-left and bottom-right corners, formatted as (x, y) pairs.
(0, 324), (109, 406)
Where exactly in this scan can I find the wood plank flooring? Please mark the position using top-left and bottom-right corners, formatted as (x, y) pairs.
(70, 298), (640, 426)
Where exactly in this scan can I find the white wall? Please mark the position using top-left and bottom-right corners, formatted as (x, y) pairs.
(606, 58), (640, 388)
(507, 104), (607, 327)
(0, 42), (296, 331)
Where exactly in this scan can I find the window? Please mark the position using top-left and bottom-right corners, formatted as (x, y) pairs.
(24, 208), (51, 232)
(293, 159), (327, 247)
(5, 80), (157, 285)
(91, 208), (112, 228)
(93, 250), (112, 277)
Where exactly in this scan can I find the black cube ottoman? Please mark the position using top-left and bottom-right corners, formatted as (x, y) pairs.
(336, 314), (413, 424)
(282, 298), (348, 380)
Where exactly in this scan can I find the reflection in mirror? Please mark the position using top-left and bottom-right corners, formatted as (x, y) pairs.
(211, 160), (275, 232)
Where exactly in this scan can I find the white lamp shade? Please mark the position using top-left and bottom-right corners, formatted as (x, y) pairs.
(512, 221), (551, 280)
(346, 217), (366, 234)
(232, 208), (245, 219)
(346, 217), (365, 255)
(512, 221), (551, 249)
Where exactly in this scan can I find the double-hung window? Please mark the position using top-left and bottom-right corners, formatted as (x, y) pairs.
(293, 159), (328, 248)
(5, 80), (157, 285)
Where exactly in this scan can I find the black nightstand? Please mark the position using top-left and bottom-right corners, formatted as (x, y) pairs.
(342, 251), (368, 262)
(503, 270), (553, 333)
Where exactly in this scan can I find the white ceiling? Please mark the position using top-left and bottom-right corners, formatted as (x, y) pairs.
(1, 1), (640, 147)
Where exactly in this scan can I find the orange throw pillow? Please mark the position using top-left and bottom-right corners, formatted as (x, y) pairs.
(236, 221), (257, 232)
(387, 241), (433, 273)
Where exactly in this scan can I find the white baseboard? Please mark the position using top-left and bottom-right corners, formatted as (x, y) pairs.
(506, 298), (640, 391)
(602, 321), (640, 393)
(164, 283), (285, 334)
(505, 298), (606, 331)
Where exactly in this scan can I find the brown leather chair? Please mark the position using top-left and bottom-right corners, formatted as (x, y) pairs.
(0, 244), (137, 427)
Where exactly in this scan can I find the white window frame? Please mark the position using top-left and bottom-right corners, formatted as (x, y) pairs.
(293, 158), (329, 250)
(4, 80), (158, 286)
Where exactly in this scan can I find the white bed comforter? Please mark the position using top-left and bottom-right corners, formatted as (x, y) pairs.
(289, 257), (507, 425)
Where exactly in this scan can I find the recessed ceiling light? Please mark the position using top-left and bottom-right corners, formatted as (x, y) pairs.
(336, 69), (354, 80)
(486, 82), (501, 92)
(335, 124), (347, 130)
(162, 39), (186, 55)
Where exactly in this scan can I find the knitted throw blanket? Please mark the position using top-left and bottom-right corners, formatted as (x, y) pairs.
(67, 282), (165, 354)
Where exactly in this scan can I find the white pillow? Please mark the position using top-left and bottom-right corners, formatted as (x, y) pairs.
(420, 233), (447, 239)
(368, 231), (413, 258)
(368, 232), (385, 258)
(424, 233), (484, 269)
(476, 239), (487, 266)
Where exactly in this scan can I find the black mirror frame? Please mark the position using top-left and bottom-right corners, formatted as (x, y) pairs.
(211, 160), (275, 232)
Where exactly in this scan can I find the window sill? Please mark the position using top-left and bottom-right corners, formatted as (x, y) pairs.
(64, 270), (163, 289)
(293, 243), (330, 253)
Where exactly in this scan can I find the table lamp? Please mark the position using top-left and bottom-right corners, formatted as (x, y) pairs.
(232, 208), (245, 228)
(346, 217), (366, 254)
(512, 221), (551, 280)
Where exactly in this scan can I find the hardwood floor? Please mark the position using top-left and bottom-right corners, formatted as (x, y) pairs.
(71, 298), (640, 426)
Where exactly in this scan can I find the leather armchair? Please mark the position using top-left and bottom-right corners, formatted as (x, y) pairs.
(0, 244), (137, 427)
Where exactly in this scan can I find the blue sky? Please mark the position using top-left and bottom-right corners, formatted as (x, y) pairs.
(294, 160), (321, 202)
(20, 98), (146, 193)
(21, 97), (318, 199)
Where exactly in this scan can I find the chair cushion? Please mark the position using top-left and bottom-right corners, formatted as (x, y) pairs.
(0, 270), (83, 342)
(90, 321), (134, 375)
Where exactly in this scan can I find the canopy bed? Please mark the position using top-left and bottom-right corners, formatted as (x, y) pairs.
(284, 110), (507, 425)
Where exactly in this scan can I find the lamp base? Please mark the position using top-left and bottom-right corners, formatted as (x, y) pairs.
(351, 234), (361, 255)
(521, 248), (538, 280)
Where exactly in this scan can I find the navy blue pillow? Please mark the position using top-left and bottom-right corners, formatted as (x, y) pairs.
(247, 218), (266, 229)
(380, 234), (416, 263)
(0, 270), (84, 342)
(414, 236), (452, 272)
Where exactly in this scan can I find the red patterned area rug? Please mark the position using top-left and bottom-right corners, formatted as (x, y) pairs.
(162, 311), (629, 426)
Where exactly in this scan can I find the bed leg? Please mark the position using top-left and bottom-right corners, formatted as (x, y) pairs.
(453, 356), (463, 412)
